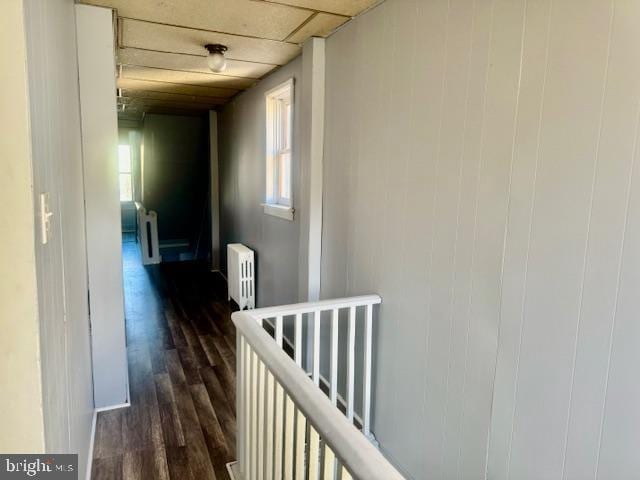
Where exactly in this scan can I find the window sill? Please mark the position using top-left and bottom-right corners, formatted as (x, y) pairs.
(262, 203), (294, 221)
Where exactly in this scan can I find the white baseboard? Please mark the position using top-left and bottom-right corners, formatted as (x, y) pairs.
(226, 461), (241, 480)
(85, 410), (97, 480)
(95, 401), (130, 412)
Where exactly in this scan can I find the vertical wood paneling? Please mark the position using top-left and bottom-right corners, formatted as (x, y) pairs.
(503, 1), (613, 478)
(486, 0), (553, 478)
(391, 0), (449, 474)
(21, 1), (94, 474)
(563, 2), (640, 479)
(357, 2), (396, 448)
(596, 119), (640, 478)
(464, 0), (528, 475)
(422, 0), (475, 476)
(322, 0), (640, 479)
(441, 0), (494, 477)
(322, 0), (526, 476)
(371, 1), (419, 456)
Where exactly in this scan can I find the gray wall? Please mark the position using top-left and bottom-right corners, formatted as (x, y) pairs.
(321, 0), (640, 479)
(21, 0), (94, 473)
(218, 56), (303, 307)
(142, 113), (210, 253)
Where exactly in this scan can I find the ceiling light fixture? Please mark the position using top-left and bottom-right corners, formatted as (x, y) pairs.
(205, 44), (228, 72)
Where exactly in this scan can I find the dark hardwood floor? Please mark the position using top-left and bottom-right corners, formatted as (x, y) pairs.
(91, 237), (237, 480)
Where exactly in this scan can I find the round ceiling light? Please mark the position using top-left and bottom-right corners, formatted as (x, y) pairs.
(205, 44), (228, 72)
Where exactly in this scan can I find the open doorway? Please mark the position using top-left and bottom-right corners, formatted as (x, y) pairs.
(118, 132), (140, 245)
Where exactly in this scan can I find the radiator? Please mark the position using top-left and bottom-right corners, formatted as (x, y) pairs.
(227, 243), (255, 310)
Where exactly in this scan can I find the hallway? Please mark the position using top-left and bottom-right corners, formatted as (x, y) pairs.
(91, 238), (236, 480)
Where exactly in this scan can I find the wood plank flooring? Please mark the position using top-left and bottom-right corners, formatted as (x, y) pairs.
(91, 239), (237, 480)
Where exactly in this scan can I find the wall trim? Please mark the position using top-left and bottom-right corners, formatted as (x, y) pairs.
(94, 402), (130, 413)
(226, 461), (240, 479)
(85, 410), (97, 480)
(262, 203), (295, 221)
(210, 111), (221, 270)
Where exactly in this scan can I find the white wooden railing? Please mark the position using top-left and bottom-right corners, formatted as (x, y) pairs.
(232, 296), (405, 480)
(135, 202), (160, 265)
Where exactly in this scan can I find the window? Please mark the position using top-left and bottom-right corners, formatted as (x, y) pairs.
(118, 144), (133, 202)
(264, 79), (294, 220)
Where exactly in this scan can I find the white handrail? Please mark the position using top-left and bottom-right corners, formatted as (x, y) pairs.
(243, 295), (381, 319)
(232, 312), (404, 480)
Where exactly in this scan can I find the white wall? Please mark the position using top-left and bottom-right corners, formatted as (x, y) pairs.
(321, 0), (640, 479)
(76, 4), (129, 409)
(0, 0), (46, 453)
(8, 0), (95, 474)
(488, 1), (640, 479)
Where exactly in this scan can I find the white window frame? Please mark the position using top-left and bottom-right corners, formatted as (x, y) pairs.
(263, 78), (294, 221)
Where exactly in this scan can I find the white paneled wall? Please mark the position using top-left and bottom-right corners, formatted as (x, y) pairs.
(490, 1), (640, 479)
(21, 0), (95, 473)
(76, 4), (129, 409)
(321, 0), (640, 479)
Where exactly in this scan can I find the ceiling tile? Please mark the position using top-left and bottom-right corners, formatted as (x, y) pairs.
(255, 0), (381, 17)
(117, 77), (237, 98)
(117, 48), (276, 79)
(79, 0), (312, 41)
(286, 12), (348, 44)
(121, 18), (301, 65)
(121, 65), (255, 90)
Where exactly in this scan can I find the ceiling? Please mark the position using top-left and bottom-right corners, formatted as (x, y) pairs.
(77, 0), (381, 122)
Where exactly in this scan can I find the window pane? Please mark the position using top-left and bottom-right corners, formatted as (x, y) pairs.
(119, 173), (133, 202)
(277, 100), (292, 151)
(284, 102), (292, 150)
(278, 151), (291, 204)
(118, 145), (131, 173)
(276, 100), (284, 151)
(265, 80), (294, 209)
